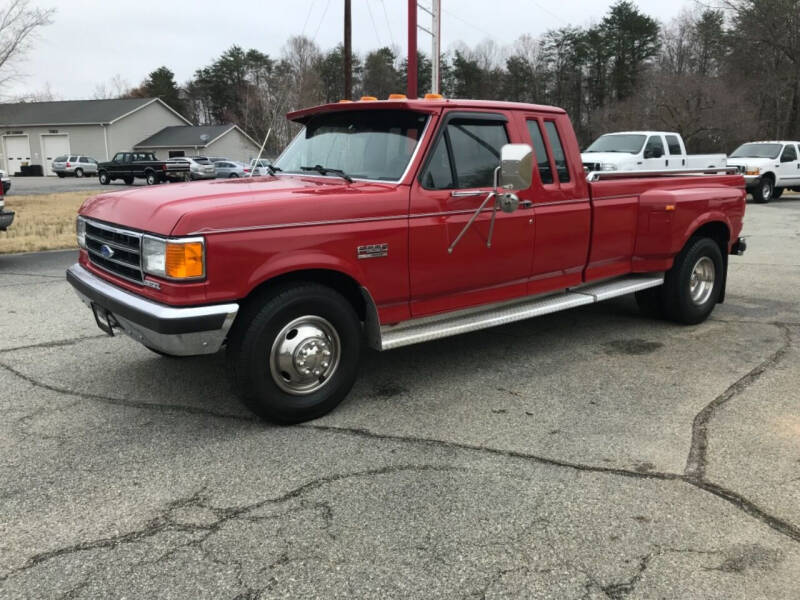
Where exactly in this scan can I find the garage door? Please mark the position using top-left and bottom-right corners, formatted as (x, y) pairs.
(4, 136), (30, 175)
(42, 134), (70, 176)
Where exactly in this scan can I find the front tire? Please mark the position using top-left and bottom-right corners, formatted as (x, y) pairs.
(98, 171), (110, 185)
(227, 283), (362, 424)
(752, 176), (773, 203)
(228, 173), (239, 178)
(661, 237), (723, 324)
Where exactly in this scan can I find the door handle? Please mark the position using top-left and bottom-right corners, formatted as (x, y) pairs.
(520, 200), (533, 208)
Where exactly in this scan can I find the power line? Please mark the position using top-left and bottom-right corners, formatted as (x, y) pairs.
(364, 0), (382, 47)
(311, 0), (332, 44)
(300, 0), (317, 37)
(442, 7), (493, 39)
(525, 0), (567, 26)
(378, 0), (396, 48)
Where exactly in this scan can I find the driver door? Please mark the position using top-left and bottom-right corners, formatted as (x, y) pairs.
(642, 135), (666, 170)
(409, 111), (535, 316)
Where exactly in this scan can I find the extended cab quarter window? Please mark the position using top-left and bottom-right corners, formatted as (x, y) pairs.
(526, 120), (553, 185)
(422, 116), (509, 190)
(543, 121), (571, 183)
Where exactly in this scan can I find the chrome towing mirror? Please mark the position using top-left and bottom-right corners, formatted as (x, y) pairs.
(499, 143), (534, 191)
(447, 143), (534, 254)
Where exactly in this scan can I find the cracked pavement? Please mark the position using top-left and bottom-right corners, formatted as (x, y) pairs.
(1, 198), (799, 598)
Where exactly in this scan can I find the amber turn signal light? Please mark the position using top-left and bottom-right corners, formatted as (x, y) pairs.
(165, 241), (204, 279)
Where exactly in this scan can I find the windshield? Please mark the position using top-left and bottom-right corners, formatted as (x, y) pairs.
(730, 143), (782, 159)
(275, 110), (429, 181)
(585, 134), (647, 154)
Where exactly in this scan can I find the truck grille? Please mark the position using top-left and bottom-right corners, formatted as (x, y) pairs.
(85, 220), (144, 283)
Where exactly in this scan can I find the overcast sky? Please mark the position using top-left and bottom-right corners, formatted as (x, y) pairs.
(7, 0), (692, 100)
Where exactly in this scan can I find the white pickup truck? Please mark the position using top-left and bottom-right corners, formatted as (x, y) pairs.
(581, 131), (727, 174)
(726, 140), (800, 203)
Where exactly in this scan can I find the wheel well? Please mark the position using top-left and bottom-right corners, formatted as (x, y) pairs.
(690, 221), (730, 253)
(243, 269), (367, 321)
(761, 172), (775, 183)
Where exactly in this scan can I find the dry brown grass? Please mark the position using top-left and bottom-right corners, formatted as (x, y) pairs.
(0, 191), (94, 254)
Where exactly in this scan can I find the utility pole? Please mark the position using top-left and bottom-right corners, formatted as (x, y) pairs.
(431, 0), (441, 94)
(407, 0), (417, 98)
(416, 1), (441, 95)
(344, 0), (352, 100)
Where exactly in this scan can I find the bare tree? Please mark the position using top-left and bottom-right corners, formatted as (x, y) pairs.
(91, 75), (132, 100)
(0, 0), (54, 87)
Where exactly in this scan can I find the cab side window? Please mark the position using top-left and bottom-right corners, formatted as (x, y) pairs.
(781, 144), (797, 162)
(665, 135), (682, 155)
(525, 120), (553, 185)
(644, 136), (665, 158)
(421, 116), (509, 190)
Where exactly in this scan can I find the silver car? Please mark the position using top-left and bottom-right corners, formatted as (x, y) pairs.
(52, 155), (99, 178)
(213, 160), (248, 178)
(171, 157), (216, 180)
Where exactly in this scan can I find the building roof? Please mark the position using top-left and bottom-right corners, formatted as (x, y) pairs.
(134, 124), (257, 148)
(0, 97), (189, 126)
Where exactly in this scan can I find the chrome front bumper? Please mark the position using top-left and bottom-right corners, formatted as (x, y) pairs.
(743, 175), (760, 185)
(66, 263), (239, 356)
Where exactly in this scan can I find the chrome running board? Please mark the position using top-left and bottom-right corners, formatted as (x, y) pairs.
(378, 274), (664, 350)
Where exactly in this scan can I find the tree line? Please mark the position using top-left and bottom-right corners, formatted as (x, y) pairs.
(116, 0), (797, 155)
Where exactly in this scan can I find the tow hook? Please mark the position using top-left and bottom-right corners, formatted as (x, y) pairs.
(732, 236), (747, 256)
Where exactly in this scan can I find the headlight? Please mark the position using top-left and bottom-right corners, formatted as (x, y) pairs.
(76, 216), (86, 249)
(600, 163), (618, 171)
(745, 168), (761, 176)
(142, 236), (205, 280)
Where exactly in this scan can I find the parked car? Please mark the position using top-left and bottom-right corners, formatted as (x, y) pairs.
(0, 169), (10, 194)
(206, 157), (229, 163)
(52, 155), (98, 178)
(0, 187), (13, 231)
(68, 97), (746, 424)
(581, 131), (726, 173)
(726, 140), (800, 203)
(248, 158), (276, 176)
(213, 160), (249, 178)
(97, 152), (190, 185)
(171, 156), (216, 180)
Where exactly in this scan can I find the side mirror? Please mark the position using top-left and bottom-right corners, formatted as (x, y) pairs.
(498, 143), (533, 192)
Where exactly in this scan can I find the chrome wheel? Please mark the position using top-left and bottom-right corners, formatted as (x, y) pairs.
(689, 256), (715, 305)
(762, 180), (772, 200)
(269, 315), (340, 395)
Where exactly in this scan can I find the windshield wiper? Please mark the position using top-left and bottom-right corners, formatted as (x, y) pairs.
(301, 164), (353, 183)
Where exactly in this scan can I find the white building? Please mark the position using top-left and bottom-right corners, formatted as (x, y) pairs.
(134, 124), (260, 163)
(0, 97), (191, 176)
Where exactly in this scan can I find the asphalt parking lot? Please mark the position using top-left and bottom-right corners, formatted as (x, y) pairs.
(1, 199), (799, 598)
(7, 174), (146, 195)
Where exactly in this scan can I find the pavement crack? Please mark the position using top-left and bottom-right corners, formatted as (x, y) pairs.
(302, 424), (681, 483)
(600, 553), (652, 599)
(0, 360), (255, 422)
(685, 323), (792, 481)
(0, 335), (108, 355)
(0, 465), (457, 582)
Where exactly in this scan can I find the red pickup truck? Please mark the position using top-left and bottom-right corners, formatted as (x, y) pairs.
(67, 97), (747, 423)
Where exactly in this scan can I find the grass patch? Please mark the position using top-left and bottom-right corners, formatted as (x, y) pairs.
(0, 191), (93, 253)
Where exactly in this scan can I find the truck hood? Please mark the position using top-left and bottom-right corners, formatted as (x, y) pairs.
(580, 152), (638, 167)
(726, 157), (775, 169)
(79, 176), (402, 236)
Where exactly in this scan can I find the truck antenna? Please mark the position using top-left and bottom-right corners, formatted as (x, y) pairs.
(249, 127), (272, 177)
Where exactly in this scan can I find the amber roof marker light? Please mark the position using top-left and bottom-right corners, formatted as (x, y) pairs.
(424, 93), (444, 100)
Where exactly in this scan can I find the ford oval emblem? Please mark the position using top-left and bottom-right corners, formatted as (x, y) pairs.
(99, 244), (115, 259)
